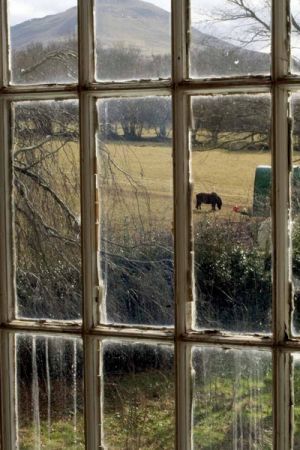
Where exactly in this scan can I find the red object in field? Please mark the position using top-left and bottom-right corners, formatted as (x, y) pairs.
(233, 205), (241, 212)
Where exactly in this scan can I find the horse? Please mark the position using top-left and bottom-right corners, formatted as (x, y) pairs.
(195, 192), (222, 211)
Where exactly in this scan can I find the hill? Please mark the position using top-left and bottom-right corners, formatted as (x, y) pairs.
(10, 0), (253, 53)
(10, 0), (270, 75)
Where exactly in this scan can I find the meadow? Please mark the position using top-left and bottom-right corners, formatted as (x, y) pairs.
(98, 139), (284, 220)
(16, 133), (300, 449)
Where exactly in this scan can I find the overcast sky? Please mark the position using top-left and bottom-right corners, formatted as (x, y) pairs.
(9, 0), (300, 58)
(9, 0), (171, 26)
(9, 0), (300, 26)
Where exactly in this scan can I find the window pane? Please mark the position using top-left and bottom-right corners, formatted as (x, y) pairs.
(97, 97), (174, 326)
(294, 354), (300, 447)
(192, 347), (273, 449)
(9, 1), (78, 84)
(291, 0), (300, 74)
(95, 0), (171, 81)
(102, 341), (174, 449)
(16, 334), (84, 449)
(190, 0), (271, 78)
(292, 94), (300, 334)
(192, 94), (272, 333)
(13, 100), (81, 320)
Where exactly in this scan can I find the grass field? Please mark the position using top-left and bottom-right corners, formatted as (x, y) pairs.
(100, 141), (272, 224)
(49, 138), (300, 225)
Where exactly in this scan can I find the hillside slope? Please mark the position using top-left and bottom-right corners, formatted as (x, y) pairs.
(11, 0), (238, 54)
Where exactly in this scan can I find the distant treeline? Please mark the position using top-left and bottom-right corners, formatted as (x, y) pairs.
(11, 39), (300, 148)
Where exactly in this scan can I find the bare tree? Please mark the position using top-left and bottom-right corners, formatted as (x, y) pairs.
(13, 100), (81, 320)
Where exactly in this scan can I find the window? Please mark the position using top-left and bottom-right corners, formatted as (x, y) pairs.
(0, 0), (298, 449)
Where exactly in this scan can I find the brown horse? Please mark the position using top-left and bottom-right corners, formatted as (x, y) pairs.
(195, 192), (222, 211)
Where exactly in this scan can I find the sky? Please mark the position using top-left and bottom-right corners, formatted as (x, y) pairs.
(9, 0), (300, 58)
(10, 0), (77, 25)
(9, 0), (170, 26)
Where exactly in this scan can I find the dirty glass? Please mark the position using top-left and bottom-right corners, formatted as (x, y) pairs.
(95, 0), (171, 81)
(16, 334), (84, 449)
(13, 100), (81, 320)
(9, 0), (78, 84)
(192, 94), (272, 333)
(291, 0), (300, 74)
(291, 94), (300, 334)
(294, 354), (300, 447)
(97, 97), (174, 326)
(192, 347), (273, 449)
(102, 341), (175, 449)
(190, 0), (271, 78)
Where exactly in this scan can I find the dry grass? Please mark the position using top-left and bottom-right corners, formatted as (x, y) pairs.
(53, 139), (300, 223)
(192, 148), (271, 217)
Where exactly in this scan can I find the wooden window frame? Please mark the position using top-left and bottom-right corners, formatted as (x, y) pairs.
(0, 0), (298, 449)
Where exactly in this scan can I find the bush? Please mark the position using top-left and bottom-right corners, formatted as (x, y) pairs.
(194, 217), (272, 332)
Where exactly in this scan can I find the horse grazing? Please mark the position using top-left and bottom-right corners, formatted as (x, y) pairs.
(195, 192), (222, 211)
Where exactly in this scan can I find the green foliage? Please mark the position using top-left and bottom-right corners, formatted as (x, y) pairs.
(19, 416), (84, 450)
(104, 371), (174, 450)
(192, 350), (273, 449)
(194, 217), (272, 332)
(292, 219), (300, 331)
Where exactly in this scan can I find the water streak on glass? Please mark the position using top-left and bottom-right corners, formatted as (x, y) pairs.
(190, 0), (271, 78)
(97, 97), (174, 326)
(95, 0), (171, 81)
(192, 94), (272, 333)
(9, 0), (78, 84)
(16, 334), (84, 450)
(102, 341), (175, 449)
(192, 347), (273, 449)
(291, 94), (300, 334)
(13, 100), (81, 320)
(293, 354), (300, 447)
(291, 0), (300, 74)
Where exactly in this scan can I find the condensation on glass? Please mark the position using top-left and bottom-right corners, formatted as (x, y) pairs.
(12, 100), (81, 320)
(291, 0), (300, 74)
(95, 0), (171, 81)
(291, 94), (300, 334)
(9, 0), (78, 84)
(102, 340), (174, 449)
(191, 94), (272, 333)
(192, 346), (273, 449)
(190, 0), (271, 78)
(96, 96), (174, 326)
(16, 334), (84, 449)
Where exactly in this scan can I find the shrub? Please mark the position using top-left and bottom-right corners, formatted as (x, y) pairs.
(194, 217), (272, 332)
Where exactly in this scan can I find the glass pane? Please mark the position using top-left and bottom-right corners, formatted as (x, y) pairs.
(97, 97), (174, 326)
(103, 341), (174, 449)
(192, 347), (273, 449)
(294, 354), (300, 447)
(291, 0), (300, 74)
(9, 0), (78, 84)
(292, 94), (300, 334)
(95, 0), (171, 81)
(13, 100), (81, 320)
(190, 0), (271, 78)
(192, 94), (272, 333)
(16, 334), (84, 449)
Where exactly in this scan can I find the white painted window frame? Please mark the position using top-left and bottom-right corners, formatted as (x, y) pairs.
(0, 0), (298, 449)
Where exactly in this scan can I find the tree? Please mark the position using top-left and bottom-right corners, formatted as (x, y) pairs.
(192, 94), (271, 149)
(11, 39), (78, 84)
(14, 100), (81, 320)
(196, 0), (300, 66)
